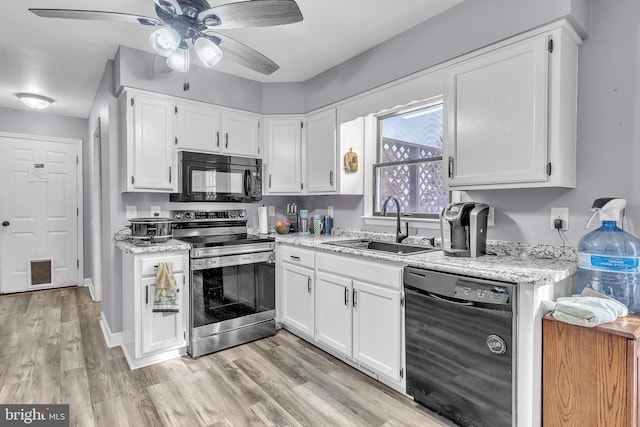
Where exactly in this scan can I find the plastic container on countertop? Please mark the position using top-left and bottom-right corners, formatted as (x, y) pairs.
(577, 198), (640, 313)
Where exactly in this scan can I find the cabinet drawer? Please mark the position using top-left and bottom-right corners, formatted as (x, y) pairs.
(317, 253), (403, 290)
(139, 254), (186, 277)
(280, 245), (315, 269)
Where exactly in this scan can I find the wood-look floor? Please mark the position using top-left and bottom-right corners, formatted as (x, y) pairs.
(0, 287), (455, 427)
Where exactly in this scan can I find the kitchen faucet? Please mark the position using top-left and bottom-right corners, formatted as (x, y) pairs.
(382, 195), (408, 243)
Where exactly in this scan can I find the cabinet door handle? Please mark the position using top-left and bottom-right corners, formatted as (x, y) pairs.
(353, 289), (357, 308)
(344, 287), (349, 306)
(329, 170), (334, 186)
(448, 156), (454, 179)
(169, 166), (172, 183)
(216, 131), (220, 147)
(290, 255), (300, 261)
(225, 133), (229, 148)
(307, 277), (311, 293)
(145, 285), (149, 304)
(269, 174), (272, 188)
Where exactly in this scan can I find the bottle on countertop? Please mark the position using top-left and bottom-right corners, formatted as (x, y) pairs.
(577, 198), (640, 313)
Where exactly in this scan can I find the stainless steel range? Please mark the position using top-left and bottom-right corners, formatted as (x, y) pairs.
(171, 209), (276, 358)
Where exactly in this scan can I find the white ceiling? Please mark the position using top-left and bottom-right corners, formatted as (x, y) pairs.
(0, 0), (462, 118)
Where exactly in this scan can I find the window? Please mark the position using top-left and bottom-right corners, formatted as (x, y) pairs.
(373, 99), (449, 219)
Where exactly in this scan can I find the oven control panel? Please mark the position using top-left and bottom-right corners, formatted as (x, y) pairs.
(172, 209), (247, 222)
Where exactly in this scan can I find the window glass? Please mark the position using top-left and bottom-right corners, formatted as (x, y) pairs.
(374, 101), (449, 218)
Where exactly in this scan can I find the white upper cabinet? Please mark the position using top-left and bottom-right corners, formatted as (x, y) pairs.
(120, 91), (177, 192)
(264, 117), (303, 194)
(305, 109), (337, 193)
(444, 21), (580, 190)
(175, 102), (221, 153)
(222, 111), (261, 158)
(176, 101), (260, 158)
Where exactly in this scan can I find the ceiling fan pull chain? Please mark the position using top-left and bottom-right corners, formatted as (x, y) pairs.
(183, 70), (190, 92)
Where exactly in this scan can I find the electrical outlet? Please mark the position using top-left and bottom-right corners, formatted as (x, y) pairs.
(328, 206), (334, 217)
(268, 206), (275, 216)
(550, 207), (569, 231)
(126, 205), (137, 220)
(150, 206), (161, 217)
(487, 207), (495, 227)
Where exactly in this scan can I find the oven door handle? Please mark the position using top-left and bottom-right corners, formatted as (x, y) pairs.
(191, 251), (275, 270)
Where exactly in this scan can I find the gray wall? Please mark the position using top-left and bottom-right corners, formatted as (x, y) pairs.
(95, 0), (640, 334)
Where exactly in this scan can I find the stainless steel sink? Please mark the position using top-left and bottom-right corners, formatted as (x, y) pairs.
(323, 239), (438, 255)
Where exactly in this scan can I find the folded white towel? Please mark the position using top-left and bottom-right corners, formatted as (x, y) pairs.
(153, 262), (179, 313)
(551, 287), (628, 327)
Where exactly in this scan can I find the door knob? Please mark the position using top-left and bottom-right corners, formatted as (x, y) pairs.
(2, 221), (9, 227)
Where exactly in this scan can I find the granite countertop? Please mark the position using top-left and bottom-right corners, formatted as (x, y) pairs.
(275, 229), (577, 286)
(113, 227), (577, 286)
(115, 238), (191, 254)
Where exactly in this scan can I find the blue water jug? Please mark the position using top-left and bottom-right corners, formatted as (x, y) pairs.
(577, 198), (640, 313)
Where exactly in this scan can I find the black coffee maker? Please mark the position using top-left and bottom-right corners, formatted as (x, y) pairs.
(440, 202), (489, 257)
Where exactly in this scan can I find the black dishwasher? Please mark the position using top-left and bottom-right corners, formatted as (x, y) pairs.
(404, 266), (515, 427)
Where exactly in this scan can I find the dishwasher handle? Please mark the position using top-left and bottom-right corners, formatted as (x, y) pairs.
(404, 286), (513, 316)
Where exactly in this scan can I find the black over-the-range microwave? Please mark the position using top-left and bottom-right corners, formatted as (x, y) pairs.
(170, 151), (263, 202)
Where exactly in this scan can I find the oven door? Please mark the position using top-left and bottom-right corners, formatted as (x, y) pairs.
(190, 250), (275, 341)
(171, 152), (262, 202)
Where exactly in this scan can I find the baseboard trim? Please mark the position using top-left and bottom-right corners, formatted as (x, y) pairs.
(84, 278), (96, 301)
(100, 312), (123, 348)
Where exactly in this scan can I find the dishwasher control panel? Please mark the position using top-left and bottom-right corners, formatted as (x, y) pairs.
(454, 281), (510, 304)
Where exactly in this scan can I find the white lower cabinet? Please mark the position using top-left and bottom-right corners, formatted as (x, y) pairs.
(316, 272), (352, 355)
(121, 250), (189, 369)
(352, 280), (401, 381)
(279, 246), (316, 339)
(278, 245), (405, 390)
(281, 263), (315, 338)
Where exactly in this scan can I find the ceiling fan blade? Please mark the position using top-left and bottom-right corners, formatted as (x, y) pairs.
(153, 0), (183, 16)
(29, 9), (162, 26)
(203, 32), (279, 75)
(153, 54), (174, 73)
(198, 0), (303, 29)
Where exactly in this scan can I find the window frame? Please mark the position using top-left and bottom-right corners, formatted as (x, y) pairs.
(372, 98), (451, 221)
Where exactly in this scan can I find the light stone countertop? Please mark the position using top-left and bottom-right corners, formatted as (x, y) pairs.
(115, 238), (191, 254)
(274, 229), (577, 286)
(113, 228), (577, 286)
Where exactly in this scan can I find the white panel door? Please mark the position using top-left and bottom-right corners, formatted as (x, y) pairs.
(353, 280), (401, 381)
(445, 36), (549, 186)
(140, 273), (186, 356)
(175, 103), (221, 153)
(305, 109), (337, 193)
(0, 135), (79, 293)
(315, 272), (352, 356)
(265, 118), (302, 193)
(281, 263), (314, 338)
(132, 94), (175, 191)
(222, 111), (260, 157)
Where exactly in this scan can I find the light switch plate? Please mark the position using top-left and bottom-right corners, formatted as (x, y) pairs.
(150, 206), (161, 217)
(328, 206), (334, 217)
(126, 205), (137, 220)
(268, 206), (275, 216)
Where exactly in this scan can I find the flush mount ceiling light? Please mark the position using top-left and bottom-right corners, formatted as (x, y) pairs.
(29, 0), (303, 75)
(16, 93), (54, 110)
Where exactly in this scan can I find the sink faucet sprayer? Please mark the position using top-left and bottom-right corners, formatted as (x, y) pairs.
(382, 195), (408, 243)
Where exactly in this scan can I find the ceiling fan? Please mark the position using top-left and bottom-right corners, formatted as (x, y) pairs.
(29, 0), (303, 75)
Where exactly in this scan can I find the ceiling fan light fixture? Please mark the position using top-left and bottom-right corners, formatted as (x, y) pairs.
(194, 37), (222, 68)
(17, 93), (54, 110)
(150, 27), (180, 57)
(166, 47), (190, 72)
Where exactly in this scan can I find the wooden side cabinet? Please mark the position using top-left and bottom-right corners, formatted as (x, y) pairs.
(543, 315), (640, 426)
